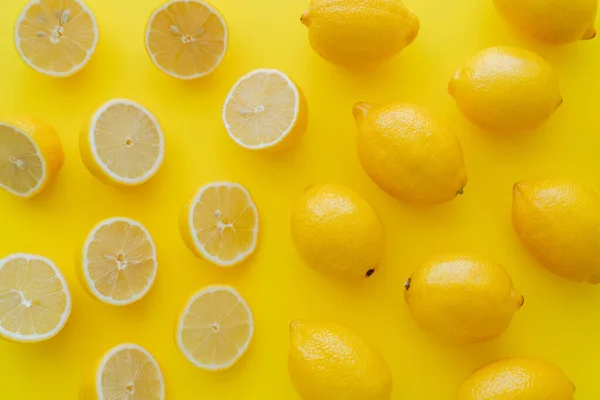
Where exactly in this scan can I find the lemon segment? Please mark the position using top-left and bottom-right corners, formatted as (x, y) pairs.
(223, 69), (308, 151)
(176, 285), (254, 370)
(14, 0), (98, 77)
(0, 118), (64, 198)
(80, 99), (165, 186)
(179, 182), (259, 267)
(79, 217), (158, 306)
(0, 253), (71, 343)
(145, 0), (228, 80)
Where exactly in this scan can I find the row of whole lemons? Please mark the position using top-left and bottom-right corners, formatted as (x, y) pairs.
(0, 0), (597, 398)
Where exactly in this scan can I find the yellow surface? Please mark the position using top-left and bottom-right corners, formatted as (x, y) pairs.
(1, 0), (600, 398)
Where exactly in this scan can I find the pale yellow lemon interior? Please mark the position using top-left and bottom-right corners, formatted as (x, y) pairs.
(100, 347), (163, 399)
(147, 1), (227, 78)
(225, 72), (297, 146)
(0, 125), (43, 195)
(16, 0), (97, 75)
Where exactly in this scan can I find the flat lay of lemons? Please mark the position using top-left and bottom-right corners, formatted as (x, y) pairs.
(2, 0), (600, 398)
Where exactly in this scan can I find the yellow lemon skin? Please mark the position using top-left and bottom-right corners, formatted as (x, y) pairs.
(449, 47), (562, 133)
(291, 184), (384, 281)
(353, 102), (467, 206)
(458, 357), (575, 400)
(404, 254), (523, 344)
(493, 0), (597, 45)
(300, 0), (419, 70)
(288, 320), (393, 400)
(513, 180), (600, 283)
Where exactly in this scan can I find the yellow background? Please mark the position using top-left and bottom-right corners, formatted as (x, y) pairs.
(1, 0), (600, 398)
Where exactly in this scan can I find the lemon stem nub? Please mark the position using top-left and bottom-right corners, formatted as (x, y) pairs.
(366, 268), (375, 277)
(404, 278), (411, 290)
(352, 102), (374, 124)
(300, 11), (311, 26)
(457, 187), (464, 195)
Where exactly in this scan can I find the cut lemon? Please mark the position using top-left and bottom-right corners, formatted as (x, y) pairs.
(15, 0), (99, 77)
(176, 285), (254, 370)
(79, 217), (158, 306)
(89, 343), (165, 400)
(223, 69), (308, 151)
(179, 182), (259, 267)
(0, 253), (71, 343)
(0, 118), (64, 198)
(145, 0), (228, 80)
(80, 99), (165, 186)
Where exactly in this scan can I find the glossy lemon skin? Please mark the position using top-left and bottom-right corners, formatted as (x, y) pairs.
(288, 320), (392, 400)
(405, 254), (523, 344)
(513, 180), (600, 283)
(301, 0), (419, 70)
(353, 102), (467, 206)
(458, 357), (575, 400)
(449, 46), (562, 133)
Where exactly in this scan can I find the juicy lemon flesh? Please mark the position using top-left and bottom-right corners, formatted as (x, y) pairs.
(93, 103), (162, 181)
(0, 125), (43, 195)
(16, 0), (96, 75)
(99, 346), (164, 400)
(147, 0), (227, 78)
(179, 288), (253, 368)
(0, 257), (68, 339)
(85, 220), (156, 303)
(192, 185), (257, 263)
(225, 71), (297, 147)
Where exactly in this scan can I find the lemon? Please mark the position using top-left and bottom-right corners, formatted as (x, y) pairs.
(493, 0), (597, 45)
(176, 285), (254, 370)
(15, 0), (98, 77)
(404, 254), (523, 344)
(458, 357), (574, 400)
(82, 343), (165, 400)
(513, 180), (600, 283)
(0, 117), (64, 199)
(353, 103), (467, 206)
(0, 253), (71, 343)
(300, 0), (419, 69)
(288, 320), (392, 400)
(146, 0), (228, 79)
(179, 182), (259, 267)
(449, 46), (562, 133)
(223, 69), (308, 151)
(291, 184), (384, 281)
(78, 217), (158, 306)
(80, 99), (165, 187)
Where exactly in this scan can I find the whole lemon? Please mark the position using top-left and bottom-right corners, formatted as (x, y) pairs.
(353, 102), (467, 206)
(300, 0), (419, 70)
(449, 46), (562, 133)
(404, 254), (523, 344)
(493, 0), (597, 45)
(513, 180), (600, 283)
(291, 184), (384, 281)
(458, 357), (575, 400)
(288, 320), (393, 400)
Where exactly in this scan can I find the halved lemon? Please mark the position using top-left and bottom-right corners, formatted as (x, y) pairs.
(223, 69), (308, 151)
(80, 99), (165, 186)
(0, 118), (64, 198)
(179, 182), (259, 267)
(176, 285), (254, 370)
(145, 0), (228, 80)
(15, 0), (99, 77)
(88, 343), (165, 399)
(0, 253), (71, 343)
(79, 217), (158, 306)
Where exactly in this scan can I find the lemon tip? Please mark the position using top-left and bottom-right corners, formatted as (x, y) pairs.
(352, 102), (373, 124)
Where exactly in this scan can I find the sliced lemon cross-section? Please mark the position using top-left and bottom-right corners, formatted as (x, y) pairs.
(15, 0), (99, 77)
(0, 253), (71, 343)
(146, 0), (228, 79)
(79, 217), (158, 306)
(223, 69), (308, 151)
(179, 182), (259, 267)
(176, 285), (254, 370)
(90, 343), (165, 400)
(0, 118), (64, 199)
(80, 99), (165, 186)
